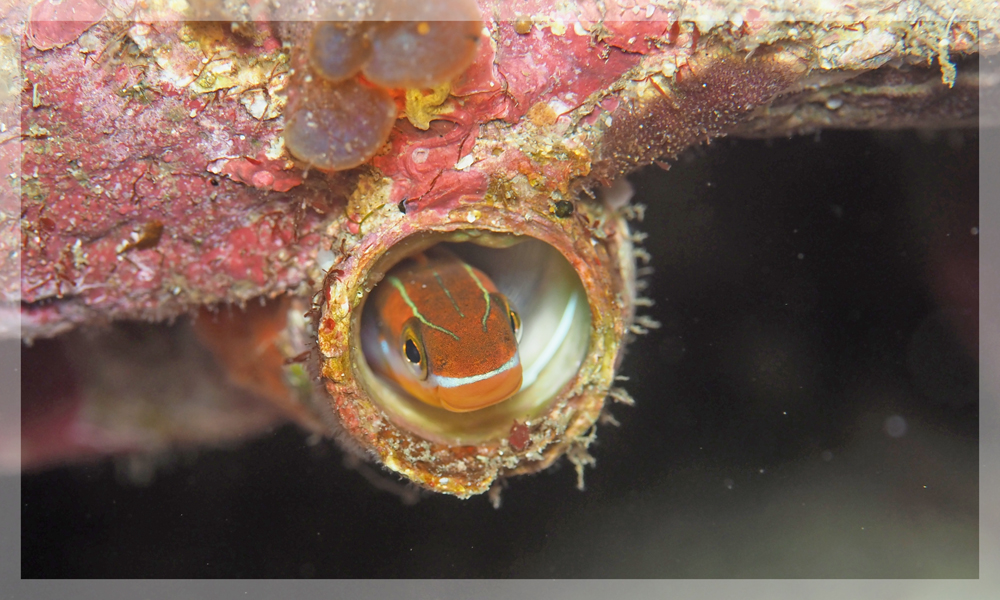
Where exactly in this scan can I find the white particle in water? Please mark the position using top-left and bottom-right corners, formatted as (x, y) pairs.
(885, 414), (907, 438)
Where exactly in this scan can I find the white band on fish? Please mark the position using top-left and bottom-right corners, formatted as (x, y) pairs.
(430, 352), (522, 389)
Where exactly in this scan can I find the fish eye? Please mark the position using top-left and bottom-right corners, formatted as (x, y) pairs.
(404, 338), (422, 364)
(509, 309), (521, 337)
(400, 326), (429, 380)
(501, 296), (522, 343)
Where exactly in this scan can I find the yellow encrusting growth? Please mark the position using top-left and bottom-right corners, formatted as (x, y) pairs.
(405, 83), (453, 130)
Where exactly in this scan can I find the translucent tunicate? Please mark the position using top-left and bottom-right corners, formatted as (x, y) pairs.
(309, 22), (372, 84)
(364, 19), (482, 89)
(283, 79), (397, 171)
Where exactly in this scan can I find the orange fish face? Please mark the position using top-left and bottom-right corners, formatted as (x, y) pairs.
(364, 251), (523, 412)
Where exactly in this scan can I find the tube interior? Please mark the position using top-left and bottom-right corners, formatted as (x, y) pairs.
(356, 235), (592, 445)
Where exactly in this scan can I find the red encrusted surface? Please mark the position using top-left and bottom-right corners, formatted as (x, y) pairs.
(17, 4), (672, 337)
(26, 0), (107, 51)
(19, 19), (346, 336)
(368, 9), (656, 212)
(18, 1), (976, 339)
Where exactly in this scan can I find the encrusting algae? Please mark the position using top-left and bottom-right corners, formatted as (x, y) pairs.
(11, 0), (988, 498)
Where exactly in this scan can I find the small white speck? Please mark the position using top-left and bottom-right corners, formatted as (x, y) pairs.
(189, 109), (198, 118)
(316, 249), (336, 272)
(797, 253), (805, 260)
(439, 477), (450, 484)
(455, 153), (475, 170)
(466, 212), (477, 223)
(971, 227), (978, 235)
(825, 98), (844, 110)
(411, 148), (429, 164)
(885, 414), (907, 438)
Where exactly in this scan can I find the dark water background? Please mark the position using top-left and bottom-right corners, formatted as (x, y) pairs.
(21, 129), (979, 578)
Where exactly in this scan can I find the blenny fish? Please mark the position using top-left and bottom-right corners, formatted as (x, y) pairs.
(362, 248), (523, 412)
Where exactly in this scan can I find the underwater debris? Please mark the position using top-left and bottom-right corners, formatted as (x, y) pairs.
(10, 0), (992, 496)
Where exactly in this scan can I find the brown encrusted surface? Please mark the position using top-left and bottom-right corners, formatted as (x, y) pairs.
(592, 49), (807, 180)
(732, 58), (983, 135)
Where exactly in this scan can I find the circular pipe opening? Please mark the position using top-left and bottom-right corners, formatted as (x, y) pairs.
(355, 233), (591, 445)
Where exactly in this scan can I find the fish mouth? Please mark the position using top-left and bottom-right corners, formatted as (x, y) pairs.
(434, 356), (523, 412)
(357, 234), (592, 446)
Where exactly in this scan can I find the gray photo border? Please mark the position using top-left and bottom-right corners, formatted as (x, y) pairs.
(1, 0), (23, 590)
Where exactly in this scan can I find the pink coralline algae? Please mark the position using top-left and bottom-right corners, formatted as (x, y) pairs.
(17, 18), (338, 338)
(26, 0), (108, 51)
